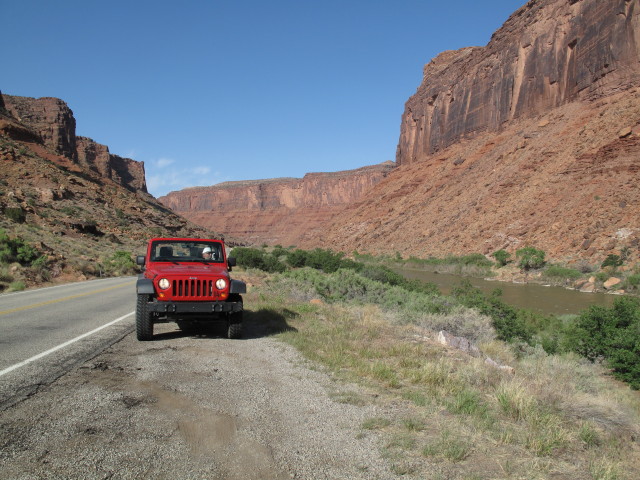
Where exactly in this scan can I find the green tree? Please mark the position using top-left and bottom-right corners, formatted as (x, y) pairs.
(516, 246), (546, 270)
(601, 254), (623, 269)
(492, 249), (510, 267)
(567, 297), (640, 389)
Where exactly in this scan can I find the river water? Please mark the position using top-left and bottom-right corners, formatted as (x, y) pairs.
(396, 268), (617, 316)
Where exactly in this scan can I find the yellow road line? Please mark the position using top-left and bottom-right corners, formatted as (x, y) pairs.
(0, 281), (135, 316)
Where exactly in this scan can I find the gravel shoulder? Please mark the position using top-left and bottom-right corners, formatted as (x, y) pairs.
(0, 321), (396, 479)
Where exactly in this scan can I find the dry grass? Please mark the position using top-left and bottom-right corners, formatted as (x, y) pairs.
(246, 284), (640, 480)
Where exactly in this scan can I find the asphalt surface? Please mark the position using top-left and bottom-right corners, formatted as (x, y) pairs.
(0, 277), (137, 410)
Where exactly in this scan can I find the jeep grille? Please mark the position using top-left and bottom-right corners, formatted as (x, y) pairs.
(172, 279), (220, 300)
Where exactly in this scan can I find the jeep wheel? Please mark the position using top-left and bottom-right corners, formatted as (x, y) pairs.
(226, 294), (243, 339)
(227, 316), (242, 339)
(136, 294), (154, 341)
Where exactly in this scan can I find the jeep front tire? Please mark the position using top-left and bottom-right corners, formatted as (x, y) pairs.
(136, 294), (154, 341)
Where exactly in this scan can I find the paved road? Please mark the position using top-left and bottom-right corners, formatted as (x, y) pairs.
(0, 276), (137, 410)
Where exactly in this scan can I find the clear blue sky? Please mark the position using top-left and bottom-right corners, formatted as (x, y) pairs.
(1, 0), (524, 197)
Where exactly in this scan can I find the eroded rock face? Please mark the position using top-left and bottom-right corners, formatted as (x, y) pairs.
(3, 95), (77, 160)
(2, 94), (147, 192)
(396, 0), (640, 165)
(159, 163), (395, 246)
(76, 136), (147, 192)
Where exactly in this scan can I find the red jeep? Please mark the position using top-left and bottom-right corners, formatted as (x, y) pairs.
(135, 238), (246, 340)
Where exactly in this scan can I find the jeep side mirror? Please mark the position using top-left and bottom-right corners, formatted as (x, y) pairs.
(136, 255), (146, 266)
(228, 257), (236, 269)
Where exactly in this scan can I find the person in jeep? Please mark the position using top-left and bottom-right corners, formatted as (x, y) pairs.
(202, 246), (218, 260)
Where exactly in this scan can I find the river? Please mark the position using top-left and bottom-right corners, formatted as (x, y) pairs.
(396, 267), (617, 316)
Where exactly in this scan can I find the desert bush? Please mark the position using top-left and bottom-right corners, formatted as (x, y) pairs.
(543, 265), (582, 281)
(285, 248), (308, 268)
(566, 296), (640, 389)
(4, 207), (26, 223)
(492, 249), (510, 267)
(451, 280), (532, 343)
(8, 280), (26, 291)
(102, 251), (137, 276)
(303, 248), (346, 273)
(601, 254), (623, 269)
(624, 273), (640, 292)
(575, 259), (596, 274)
(233, 247), (286, 273)
(0, 228), (42, 266)
(516, 246), (546, 270)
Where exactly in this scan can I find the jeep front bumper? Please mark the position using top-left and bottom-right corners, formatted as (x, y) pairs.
(147, 301), (243, 314)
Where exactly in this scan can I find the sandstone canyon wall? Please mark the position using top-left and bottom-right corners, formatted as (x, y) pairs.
(2, 94), (147, 193)
(396, 0), (640, 164)
(322, 0), (640, 264)
(159, 162), (395, 246)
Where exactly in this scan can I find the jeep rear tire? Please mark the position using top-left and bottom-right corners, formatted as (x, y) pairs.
(136, 294), (154, 341)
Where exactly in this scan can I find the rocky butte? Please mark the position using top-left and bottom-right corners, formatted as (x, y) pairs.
(159, 162), (395, 247)
(2, 94), (146, 193)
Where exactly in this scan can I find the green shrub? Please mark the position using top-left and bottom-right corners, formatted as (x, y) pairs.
(4, 207), (26, 223)
(285, 249), (308, 268)
(233, 247), (267, 269)
(233, 247), (286, 273)
(601, 254), (623, 269)
(566, 296), (640, 389)
(456, 253), (493, 267)
(624, 273), (640, 291)
(0, 228), (42, 266)
(103, 251), (137, 276)
(9, 280), (26, 291)
(492, 249), (510, 267)
(516, 247), (546, 270)
(305, 248), (345, 273)
(451, 280), (532, 343)
(543, 265), (582, 280)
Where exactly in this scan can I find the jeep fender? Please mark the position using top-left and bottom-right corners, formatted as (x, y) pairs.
(136, 278), (155, 295)
(230, 279), (246, 294)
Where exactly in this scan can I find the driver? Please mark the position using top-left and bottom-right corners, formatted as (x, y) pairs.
(202, 247), (217, 260)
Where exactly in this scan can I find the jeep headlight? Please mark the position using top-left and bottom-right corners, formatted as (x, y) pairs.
(215, 278), (227, 290)
(158, 278), (171, 290)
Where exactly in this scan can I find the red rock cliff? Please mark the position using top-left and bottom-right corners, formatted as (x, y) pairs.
(159, 162), (395, 246)
(321, 0), (640, 265)
(396, 0), (640, 164)
(2, 94), (147, 193)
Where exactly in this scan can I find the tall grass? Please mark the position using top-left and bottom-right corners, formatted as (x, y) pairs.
(244, 267), (640, 480)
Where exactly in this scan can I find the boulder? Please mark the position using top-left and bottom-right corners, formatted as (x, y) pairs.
(603, 277), (622, 289)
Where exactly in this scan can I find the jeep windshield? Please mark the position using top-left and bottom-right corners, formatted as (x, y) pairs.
(150, 240), (224, 263)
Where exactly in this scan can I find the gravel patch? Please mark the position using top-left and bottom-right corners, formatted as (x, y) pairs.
(0, 323), (397, 479)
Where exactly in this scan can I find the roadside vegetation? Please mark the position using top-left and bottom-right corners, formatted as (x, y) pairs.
(0, 227), (138, 292)
(234, 245), (640, 479)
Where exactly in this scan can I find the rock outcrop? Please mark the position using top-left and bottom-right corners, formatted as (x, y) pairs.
(2, 94), (147, 193)
(396, 0), (640, 164)
(2, 95), (77, 160)
(75, 136), (147, 192)
(159, 162), (395, 246)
